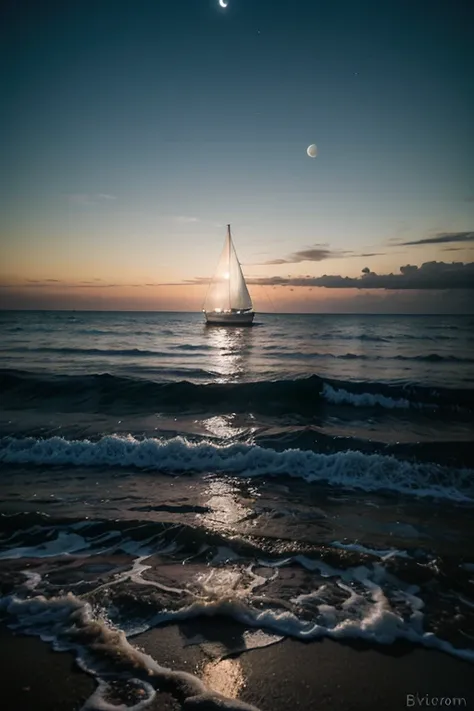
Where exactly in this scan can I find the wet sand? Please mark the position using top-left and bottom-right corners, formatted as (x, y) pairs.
(0, 626), (95, 711)
(2, 621), (473, 711)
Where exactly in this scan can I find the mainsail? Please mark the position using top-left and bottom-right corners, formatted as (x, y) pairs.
(204, 226), (253, 312)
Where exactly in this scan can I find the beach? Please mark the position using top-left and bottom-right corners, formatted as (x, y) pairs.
(2, 623), (473, 711)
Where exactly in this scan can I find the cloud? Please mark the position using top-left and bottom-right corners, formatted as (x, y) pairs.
(399, 231), (474, 246)
(261, 245), (346, 265)
(242, 261), (474, 290)
(259, 245), (387, 266)
(0, 280), (123, 289)
(399, 265), (418, 275)
(176, 262), (474, 291)
(67, 193), (117, 206)
(0, 279), (185, 290)
(25, 278), (60, 284)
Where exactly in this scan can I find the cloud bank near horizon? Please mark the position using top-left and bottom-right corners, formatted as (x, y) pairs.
(3, 261), (474, 293)
(182, 261), (474, 290)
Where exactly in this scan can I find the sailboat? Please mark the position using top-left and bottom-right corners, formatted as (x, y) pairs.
(203, 224), (255, 326)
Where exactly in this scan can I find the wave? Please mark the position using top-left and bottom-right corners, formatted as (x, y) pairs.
(0, 513), (419, 564)
(253, 429), (474, 468)
(267, 351), (474, 363)
(0, 369), (472, 415)
(1, 434), (473, 502)
(0, 514), (416, 568)
(394, 353), (474, 363)
(321, 383), (412, 408)
(4, 343), (474, 364)
(285, 332), (472, 343)
(1, 346), (185, 358)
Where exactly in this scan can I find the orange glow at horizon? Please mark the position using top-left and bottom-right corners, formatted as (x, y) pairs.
(0, 278), (383, 312)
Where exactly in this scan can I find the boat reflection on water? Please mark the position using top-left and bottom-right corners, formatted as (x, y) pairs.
(203, 323), (254, 383)
(199, 315), (258, 538)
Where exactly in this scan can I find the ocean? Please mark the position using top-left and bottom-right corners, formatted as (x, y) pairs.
(0, 310), (473, 710)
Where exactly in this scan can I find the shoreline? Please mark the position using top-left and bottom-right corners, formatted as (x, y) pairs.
(2, 621), (473, 711)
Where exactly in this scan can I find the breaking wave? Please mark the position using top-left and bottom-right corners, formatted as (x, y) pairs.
(1, 434), (473, 502)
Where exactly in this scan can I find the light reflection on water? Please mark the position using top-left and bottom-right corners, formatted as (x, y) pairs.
(203, 326), (254, 382)
(201, 415), (248, 439)
(198, 478), (252, 531)
(201, 658), (245, 699)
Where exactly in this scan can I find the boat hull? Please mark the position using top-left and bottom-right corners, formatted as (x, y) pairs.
(205, 311), (255, 326)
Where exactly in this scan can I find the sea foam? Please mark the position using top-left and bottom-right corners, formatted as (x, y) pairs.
(1, 434), (473, 502)
(322, 383), (412, 409)
(0, 591), (260, 711)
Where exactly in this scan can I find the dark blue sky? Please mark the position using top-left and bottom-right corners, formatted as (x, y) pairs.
(1, 0), (473, 311)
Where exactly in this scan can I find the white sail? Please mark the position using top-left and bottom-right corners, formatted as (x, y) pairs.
(204, 226), (253, 312)
(229, 237), (252, 310)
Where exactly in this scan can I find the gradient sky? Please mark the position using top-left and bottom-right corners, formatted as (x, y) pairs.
(1, 0), (473, 312)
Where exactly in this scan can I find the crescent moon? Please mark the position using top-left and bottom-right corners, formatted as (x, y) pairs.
(219, 0), (228, 7)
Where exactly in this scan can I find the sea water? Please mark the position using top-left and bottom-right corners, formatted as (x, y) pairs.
(0, 311), (473, 709)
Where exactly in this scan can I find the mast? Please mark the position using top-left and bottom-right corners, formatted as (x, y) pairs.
(227, 223), (231, 311)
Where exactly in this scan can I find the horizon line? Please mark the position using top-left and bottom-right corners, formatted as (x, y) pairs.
(0, 309), (472, 317)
